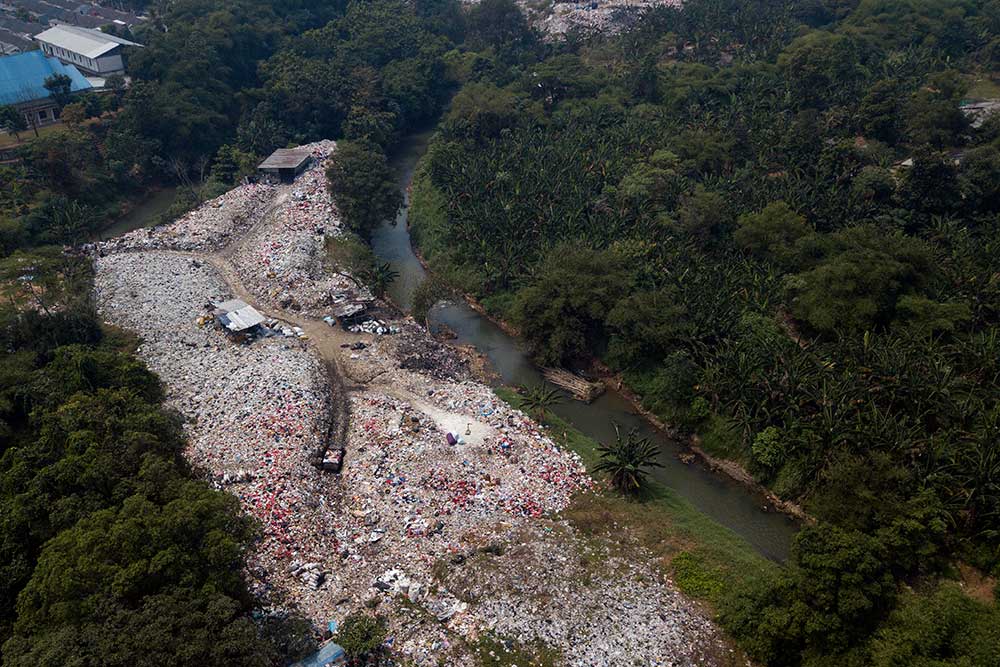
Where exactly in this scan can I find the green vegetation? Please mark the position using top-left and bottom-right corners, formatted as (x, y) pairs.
(420, 2), (1000, 664)
(0, 251), (314, 663)
(593, 423), (664, 494)
(495, 386), (777, 605)
(472, 632), (561, 667)
(364, 262), (401, 299)
(514, 383), (563, 418)
(325, 141), (403, 239)
(334, 613), (387, 661)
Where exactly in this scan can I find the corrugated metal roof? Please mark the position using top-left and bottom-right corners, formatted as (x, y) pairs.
(0, 50), (91, 106)
(34, 25), (141, 60)
(259, 147), (313, 170)
(213, 299), (267, 332)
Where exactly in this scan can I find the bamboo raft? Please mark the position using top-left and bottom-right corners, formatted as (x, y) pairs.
(542, 367), (606, 403)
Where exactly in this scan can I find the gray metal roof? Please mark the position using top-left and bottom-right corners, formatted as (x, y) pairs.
(259, 147), (313, 170)
(34, 25), (141, 60)
(213, 299), (267, 332)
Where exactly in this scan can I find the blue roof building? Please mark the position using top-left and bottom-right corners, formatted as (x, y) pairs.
(0, 49), (92, 107)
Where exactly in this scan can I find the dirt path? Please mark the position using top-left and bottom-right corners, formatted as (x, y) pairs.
(152, 182), (375, 453)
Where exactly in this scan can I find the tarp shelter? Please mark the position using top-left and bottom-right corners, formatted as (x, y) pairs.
(259, 147), (313, 183)
(213, 299), (266, 333)
(290, 641), (346, 667)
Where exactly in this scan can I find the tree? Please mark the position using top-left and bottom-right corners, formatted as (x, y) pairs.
(904, 71), (969, 148)
(105, 73), (127, 110)
(43, 74), (73, 111)
(776, 32), (868, 108)
(513, 244), (631, 366)
(362, 261), (399, 299)
(720, 524), (896, 665)
(593, 422), (663, 494)
(0, 105), (27, 141)
(465, 0), (536, 56)
(869, 583), (1000, 667)
(516, 384), (563, 419)
(410, 275), (453, 326)
(784, 226), (936, 334)
(326, 141), (402, 238)
(735, 201), (812, 269)
(671, 187), (732, 246)
(334, 613), (386, 660)
(443, 83), (538, 142)
(58, 101), (86, 128)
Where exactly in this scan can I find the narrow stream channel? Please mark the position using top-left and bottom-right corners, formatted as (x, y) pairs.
(95, 186), (180, 241)
(372, 131), (800, 562)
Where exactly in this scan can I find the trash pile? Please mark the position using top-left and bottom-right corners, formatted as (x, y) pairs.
(230, 141), (362, 317)
(445, 522), (727, 666)
(290, 561), (329, 591)
(92, 142), (728, 665)
(94, 250), (335, 565)
(98, 182), (276, 253)
(508, 0), (680, 36)
(385, 323), (474, 382)
(348, 318), (399, 336)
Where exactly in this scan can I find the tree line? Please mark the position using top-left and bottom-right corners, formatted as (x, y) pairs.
(409, 0), (1000, 664)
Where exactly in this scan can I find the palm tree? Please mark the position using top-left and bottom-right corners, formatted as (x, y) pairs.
(594, 422), (664, 494)
(517, 384), (563, 418)
(364, 262), (399, 299)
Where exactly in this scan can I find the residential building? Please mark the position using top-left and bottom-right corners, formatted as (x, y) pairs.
(0, 49), (91, 127)
(33, 24), (141, 76)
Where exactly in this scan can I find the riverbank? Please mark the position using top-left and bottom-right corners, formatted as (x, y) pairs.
(382, 136), (799, 562)
(495, 387), (778, 609)
(410, 229), (808, 526)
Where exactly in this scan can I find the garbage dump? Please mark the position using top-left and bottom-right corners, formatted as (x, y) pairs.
(92, 141), (728, 666)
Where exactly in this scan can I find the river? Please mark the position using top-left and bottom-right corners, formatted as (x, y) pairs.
(371, 130), (800, 562)
(95, 186), (179, 241)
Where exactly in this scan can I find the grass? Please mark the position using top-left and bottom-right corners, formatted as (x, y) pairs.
(0, 122), (68, 148)
(965, 72), (1000, 100)
(697, 412), (745, 462)
(472, 633), (561, 667)
(495, 386), (779, 608)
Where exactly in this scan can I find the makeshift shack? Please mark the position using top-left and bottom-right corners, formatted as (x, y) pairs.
(258, 147), (313, 183)
(332, 301), (368, 328)
(213, 298), (266, 335)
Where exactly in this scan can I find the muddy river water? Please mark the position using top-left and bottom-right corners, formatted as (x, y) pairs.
(372, 131), (799, 562)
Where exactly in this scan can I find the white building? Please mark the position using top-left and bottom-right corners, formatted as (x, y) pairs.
(33, 25), (141, 77)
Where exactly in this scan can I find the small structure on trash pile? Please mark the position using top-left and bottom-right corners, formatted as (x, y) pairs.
(213, 299), (266, 334)
(258, 147), (313, 183)
(290, 640), (346, 667)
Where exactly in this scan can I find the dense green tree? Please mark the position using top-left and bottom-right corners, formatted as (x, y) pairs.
(325, 141), (403, 238)
(43, 74), (73, 111)
(735, 201), (812, 268)
(513, 245), (631, 365)
(465, 0), (536, 56)
(868, 583), (1000, 667)
(335, 613), (387, 660)
(721, 524), (896, 665)
(0, 106), (27, 141)
(784, 226), (936, 334)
